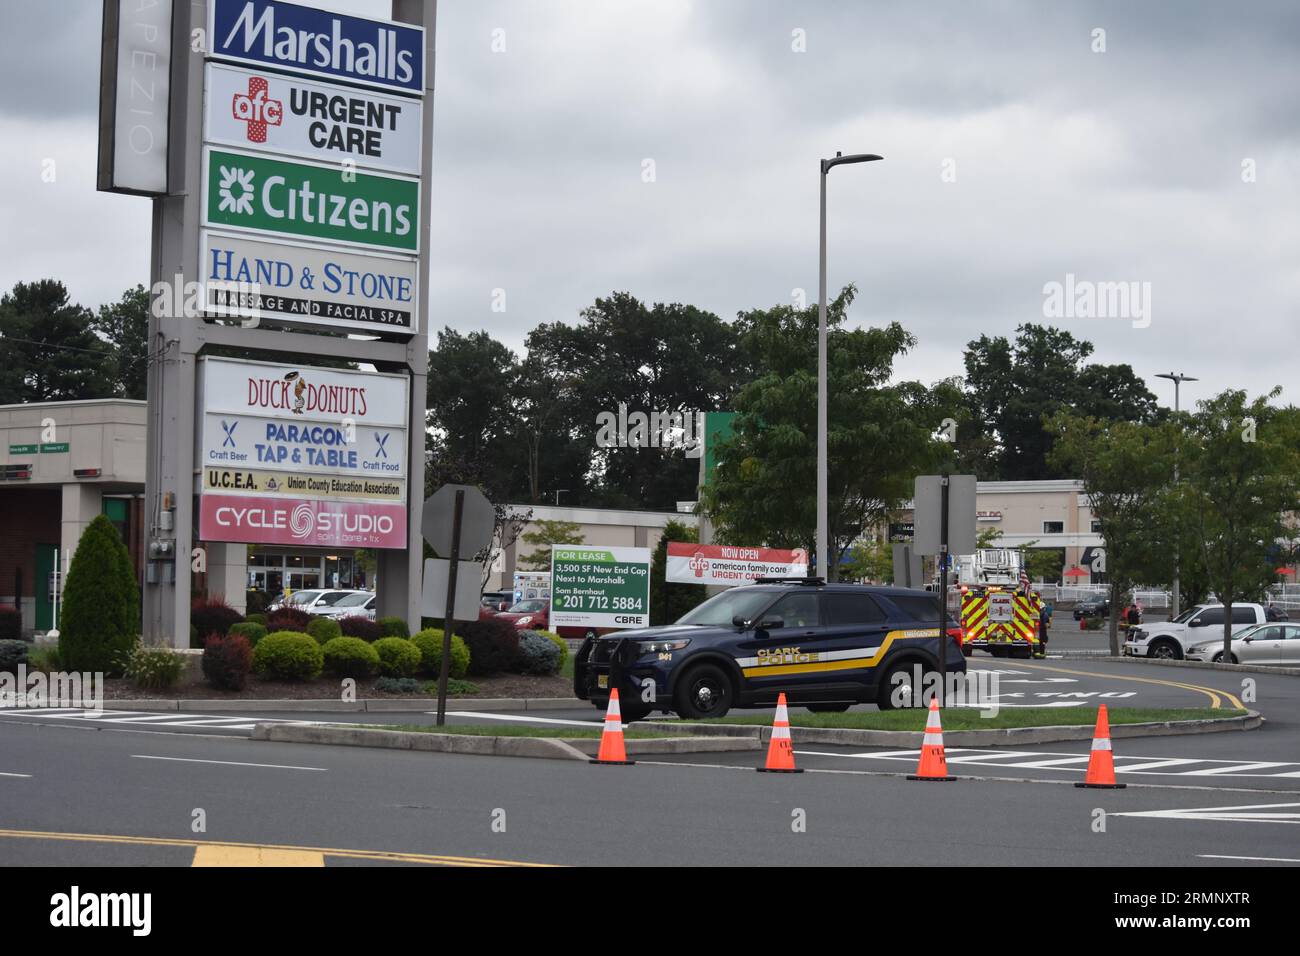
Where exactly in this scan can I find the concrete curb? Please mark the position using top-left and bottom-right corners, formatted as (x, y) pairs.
(1091, 656), (1300, 677)
(100, 696), (586, 713)
(652, 709), (1262, 748)
(251, 722), (758, 758)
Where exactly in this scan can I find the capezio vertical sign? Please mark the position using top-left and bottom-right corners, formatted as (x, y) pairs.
(208, 0), (425, 96)
(550, 546), (651, 630)
(97, 0), (174, 195)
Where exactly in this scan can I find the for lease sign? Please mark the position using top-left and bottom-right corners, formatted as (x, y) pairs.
(551, 546), (651, 630)
(209, 0), (424, 95)
(665, 543), (809, 586)
(204, 63), (422, 176)
(203, 147), (419, 253)
(200, 494), (406, 548)
(201, 231), (418, 334)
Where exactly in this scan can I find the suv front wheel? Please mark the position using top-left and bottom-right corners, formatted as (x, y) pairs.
(673, 663), (734, 720)
(1148, 639), (1183, 660)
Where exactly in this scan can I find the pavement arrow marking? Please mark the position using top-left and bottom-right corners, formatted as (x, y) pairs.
(1113, 802), (1300, 824)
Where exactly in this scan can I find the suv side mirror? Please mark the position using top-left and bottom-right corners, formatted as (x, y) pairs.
(1188, 618), (1203, 627)
(731, 615), (750, 630)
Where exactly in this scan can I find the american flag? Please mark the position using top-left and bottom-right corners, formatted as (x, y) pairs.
(1019, 568), (1031, 591)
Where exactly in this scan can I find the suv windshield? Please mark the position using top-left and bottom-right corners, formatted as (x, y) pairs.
(675, 589), (777, 627)
(1171, 606), (1201, 624)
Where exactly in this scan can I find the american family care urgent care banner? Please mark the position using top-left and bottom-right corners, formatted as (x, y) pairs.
(665, 543), (809, 586)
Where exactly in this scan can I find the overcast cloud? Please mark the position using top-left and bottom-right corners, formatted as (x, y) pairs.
(1, 0), (1296, 409)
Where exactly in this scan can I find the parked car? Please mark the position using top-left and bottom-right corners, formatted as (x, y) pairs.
(1072, 597), (1109, 620)
(319, 591), (376, 621)
(1185, 622), (1300, 665)
(492, 598), (607, 642)
(480, 591), (514, 616)
(1124, 603), (1271, 660)
(268, 589), (354, 616)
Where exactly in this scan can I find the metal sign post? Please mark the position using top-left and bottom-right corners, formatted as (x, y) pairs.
(436, 490), (464, 727)
(937, 475), (949, 705)
(914, 473), (977, 708)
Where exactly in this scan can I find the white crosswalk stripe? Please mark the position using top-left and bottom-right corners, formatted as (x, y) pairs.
(793, 746), (1300, 779)
(0, 708), (310, 732)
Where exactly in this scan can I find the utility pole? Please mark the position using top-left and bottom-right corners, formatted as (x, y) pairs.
(1155, 372), (1197, 617)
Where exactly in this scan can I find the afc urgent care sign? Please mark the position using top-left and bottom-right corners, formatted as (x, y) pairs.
(665, 543), (809, 586)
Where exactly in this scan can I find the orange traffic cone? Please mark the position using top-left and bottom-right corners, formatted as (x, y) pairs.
(590, 688), (635, 765)
(1075, 705), (1126, 788)
(756, 693), (803, 773)
(907, 698), (956, 781)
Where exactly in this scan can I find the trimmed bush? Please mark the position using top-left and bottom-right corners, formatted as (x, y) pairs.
(373, 637), (421, 677)
(25, 645), (62, 675)
(459, 618), (520, 676)
(374, 676), (425, 695)
(0, 605), (21, 641)
(516, 630), (562, 675)
(322, 637), (380, 678)
(536, 630), (569, 670)
(0, 639), (28, 674)
(202, 634), (253, 691)
(245, 613), (268, 626)
(338, 616), (382, 641)
(377, 616), (409, 639)
(59, 514), (139, 676)
(120, 643), (186, 691)
(252, 631), (324, 681)
(410, 628), (470, 679)
(227, 621), (267, 647)
(306, 616), (343, 645)
(245, 590), (272, 615)
(191, 598), (243, 642)
(265, 606), (311, 632)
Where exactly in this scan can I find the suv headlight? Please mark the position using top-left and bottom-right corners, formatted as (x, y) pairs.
(515, 616), (533, 626)
(638, 638), (691, 654)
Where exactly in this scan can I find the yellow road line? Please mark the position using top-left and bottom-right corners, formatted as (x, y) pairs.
(192, 845), (324, 866)
(1006, 660), (1245, 710)
(0, 829), (553, 867)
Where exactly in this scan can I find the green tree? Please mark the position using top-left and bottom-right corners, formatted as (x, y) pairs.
(839, 539), (894, 583)
(964, 325), (1158, 480)
(526, 292), (747, 510)
(648, 520), (707, 625)
(699, 286), (956, 578)
(59, 514), (140, 675)
(426, 327), (522, 501)
(93, 284), (150, 400)
(1178, 390), (1300, 661)
(1047, 412), (1179, 654)
(0, 280), (114, 403)
(519, 520), (585, 571)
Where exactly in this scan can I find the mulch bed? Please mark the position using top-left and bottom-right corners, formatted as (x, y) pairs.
(99, 671), (573, 702)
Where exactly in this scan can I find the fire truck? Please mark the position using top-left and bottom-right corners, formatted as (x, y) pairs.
(949, 549), (1043, 658)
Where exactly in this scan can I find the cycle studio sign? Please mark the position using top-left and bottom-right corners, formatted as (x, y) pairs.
(203, 147), (419, 253)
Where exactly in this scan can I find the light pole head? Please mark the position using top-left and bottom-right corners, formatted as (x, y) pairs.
(822, 152), (884, 174)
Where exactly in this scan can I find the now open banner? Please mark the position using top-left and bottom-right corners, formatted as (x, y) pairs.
(665, 543), (809, 586)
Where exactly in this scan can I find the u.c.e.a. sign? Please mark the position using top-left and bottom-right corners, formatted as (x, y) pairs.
(208, 0), (425, 96)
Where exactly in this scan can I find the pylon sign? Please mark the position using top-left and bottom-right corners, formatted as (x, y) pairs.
(97, 0), (433, 647)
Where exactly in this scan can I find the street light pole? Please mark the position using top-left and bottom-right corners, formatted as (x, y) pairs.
(1156, 372), (1197, 617)
(817, 151), (883, 581)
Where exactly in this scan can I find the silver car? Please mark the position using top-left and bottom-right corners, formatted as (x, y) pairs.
(1185, 622), (1300, 665)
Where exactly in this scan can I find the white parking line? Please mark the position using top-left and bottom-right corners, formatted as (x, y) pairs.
(1199, 854), (1300, 863)
(131, 755), (327, 771)
(441, 711), (601, 728)
(0, 772), (32, 778)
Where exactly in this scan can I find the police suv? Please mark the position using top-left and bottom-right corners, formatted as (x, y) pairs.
(574, 578), (966, 722)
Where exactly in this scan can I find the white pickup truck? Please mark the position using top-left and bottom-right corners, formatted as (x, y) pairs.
(1123, 603), (1273, 660)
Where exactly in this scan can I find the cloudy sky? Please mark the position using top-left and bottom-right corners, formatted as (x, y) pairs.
(1, 0), (1296, 409)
